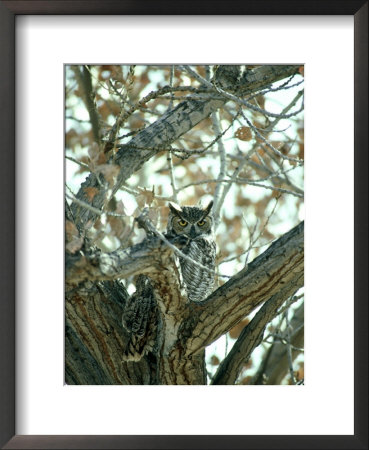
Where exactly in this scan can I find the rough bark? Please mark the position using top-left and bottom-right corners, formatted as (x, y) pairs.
(65, 65), (303, 385)
(66, 221), (303, 384)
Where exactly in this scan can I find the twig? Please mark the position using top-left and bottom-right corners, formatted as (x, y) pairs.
(218, 238), (275, 265)
(284, 309), (296, 385)
(242, 112), (302, 164)
(262, 90), (304, 132)
(168, 65), (175, 111)
(66, 192), (103, 217)
(179, 162), (302, 189)
(227, 151), (304, 196)
(71, 65), (101, 144)
(66, 191), (128, 219)
(244, 196), (280, 268)
(170, 110), (240, 161)
(65, 116), (91, 124)
(167, 154), (178, 202)
(167, 66), (179, 203)
(245, 76), (304, 104)
(182, 65), (304, 120)
(276, 293), (304, 316)
(65, 155), (90, 171)
(211, 111), (227, 228)
(235, 179), (303, 198)
(110, 65), (136, 154)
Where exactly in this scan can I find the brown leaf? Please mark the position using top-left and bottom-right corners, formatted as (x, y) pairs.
(115, 200), (125, 215)
(65, 128), (79, 151)
(296, 362), (304, 381)
(83, 187), (99, 202)
(239, 376), (252, 385)
(298, 143), (304, 160)
(66, 236), (84, 254)
(254, 94), (265, 110)
(88, 142), (100, 162)
(108, 216), (125, 238)
(95, 164), (120, 187)
(137, 187), (155, 207)
(229, 319), (250, 339)
(66, 220), (78, 237)
(75, 156), (90, 175)
(235, 126), (253, 141)
(65, 220), (83, 253)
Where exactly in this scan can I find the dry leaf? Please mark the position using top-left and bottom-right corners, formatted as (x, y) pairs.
(235, 126), (253, 141)
(83, 187), (99, 202)
(95, 164), (120, 187)
(137, 187), (155, 207)
(66, 236), (83, 254)
(108, 216), (125, 238)
(65, 220), (83, 253)
(229, 319), (250, 339)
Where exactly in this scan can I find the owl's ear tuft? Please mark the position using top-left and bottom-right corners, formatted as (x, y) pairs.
(203, 200), (214, 217)
(169, 202), (183, 216)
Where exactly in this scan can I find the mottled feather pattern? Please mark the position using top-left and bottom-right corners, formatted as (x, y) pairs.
(179, 235), (216, 302)
(121, 275), (157, 361)
(166, 201), (216, 303)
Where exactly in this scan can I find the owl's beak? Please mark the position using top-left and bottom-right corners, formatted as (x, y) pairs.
(189, 226), (197, 238)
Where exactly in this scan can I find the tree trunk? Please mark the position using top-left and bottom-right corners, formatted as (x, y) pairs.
(66, 221), (303, 385)
(65, 65), (303, 385)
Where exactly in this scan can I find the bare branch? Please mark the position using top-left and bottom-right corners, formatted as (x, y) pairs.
(167, 153), (178, 202)
(211, 111), (227, 227)
(211, 284), (300, 385)
(70, 65), (301, 231)
(251, 302), (304, 385)
(284, 309), (297, 384)
(242, 112), (303, 163)
(263, 89), (304, 133)
(71, 65), (101, 144)
(182, 65), (303, 119)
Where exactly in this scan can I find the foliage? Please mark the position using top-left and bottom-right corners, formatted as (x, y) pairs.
(65, 65), (304, 385)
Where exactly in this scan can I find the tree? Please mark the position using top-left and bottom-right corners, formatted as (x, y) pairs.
(65, 65), (304, 385)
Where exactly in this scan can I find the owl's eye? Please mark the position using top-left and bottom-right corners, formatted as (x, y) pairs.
(178, 219), (188, 227)
(197, 220), (206, 226)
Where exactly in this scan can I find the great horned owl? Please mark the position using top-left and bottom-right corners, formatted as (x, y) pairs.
(166, 201), (216, 302)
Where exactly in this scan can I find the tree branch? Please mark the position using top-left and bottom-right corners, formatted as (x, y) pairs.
(65, 219), (303, 385)
(71, 65), (101, 144)
(66, 219), (304, 356)
(179, 221), (304, 356)
(70, 65), (300, 230)
(211, 284), (300, 385)
(66, 236), (169, 284)
(251, 302), (304, 385)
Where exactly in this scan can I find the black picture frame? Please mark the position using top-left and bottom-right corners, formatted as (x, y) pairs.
(1, 1), (367, 449)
